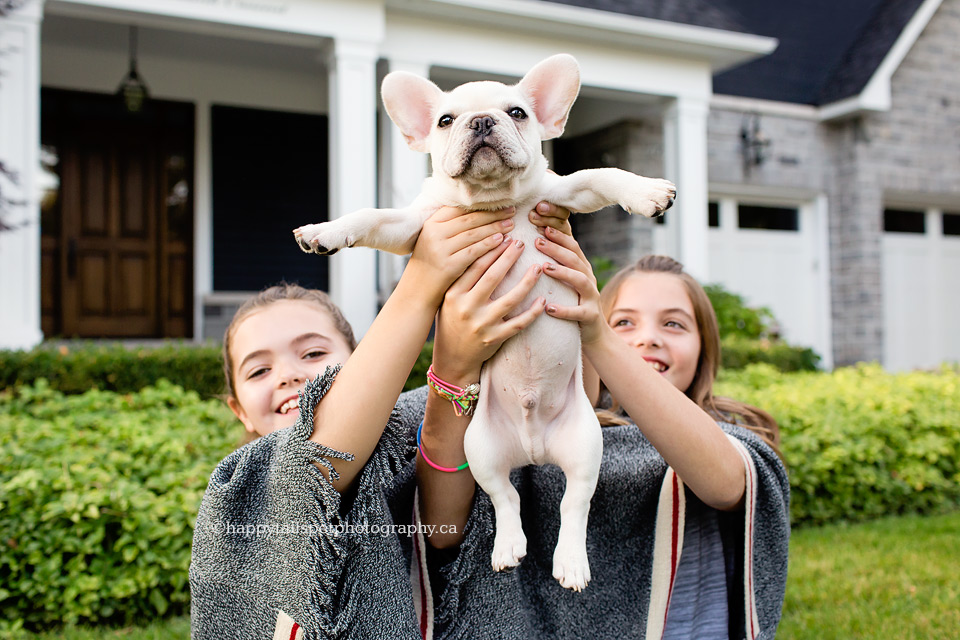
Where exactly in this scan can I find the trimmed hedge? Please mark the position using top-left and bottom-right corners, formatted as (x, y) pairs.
(720, 335), (820, 372)
(0, 343), (225, 398)
(717, 363), (960, 527)
(0, 380), (238, 633)
(0, 334), (814, 404)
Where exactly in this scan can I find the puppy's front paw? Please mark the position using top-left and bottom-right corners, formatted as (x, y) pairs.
(621, 178), (677, 218)
(552, 545), (591, 592)
(491, 529), (527, 572)
(293, 223), (353, 256)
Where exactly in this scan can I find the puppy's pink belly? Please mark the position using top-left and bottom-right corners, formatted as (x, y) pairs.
(486, 326), (579, 418)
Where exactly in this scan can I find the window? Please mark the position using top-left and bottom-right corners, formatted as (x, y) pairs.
(943, 212), (960, 237)
(212, 105), (329, 291)
(883, 208), (925, 234)
(737, 205), (798, 231)
(708, 201), (719, 228)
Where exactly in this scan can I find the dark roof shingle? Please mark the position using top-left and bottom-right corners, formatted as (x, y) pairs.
(539, 0), (749, 34)
(542, 0), (930, 106)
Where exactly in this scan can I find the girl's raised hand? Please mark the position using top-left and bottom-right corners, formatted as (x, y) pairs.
(536, 226), (607, 345)
(407, 206), (517, 308)
(432, 235), (545, 382)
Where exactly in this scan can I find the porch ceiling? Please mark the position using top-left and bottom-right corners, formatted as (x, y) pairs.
(41, 14), (327, 75)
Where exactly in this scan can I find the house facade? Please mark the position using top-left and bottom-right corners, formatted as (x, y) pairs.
(1, 0), (957, 370)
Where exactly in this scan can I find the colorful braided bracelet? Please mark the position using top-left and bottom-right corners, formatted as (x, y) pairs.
(426, 364), (480, 417)
(417, 422), (469, 473)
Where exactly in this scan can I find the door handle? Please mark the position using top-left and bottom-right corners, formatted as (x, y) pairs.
(67, 238), (77, 278)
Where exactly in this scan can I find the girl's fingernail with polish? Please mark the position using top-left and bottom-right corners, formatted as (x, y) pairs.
(546, 305), (557, 313)
(544, 263), (556, 271)
(535, 237), (545, 246)
(533, 265), (542, 275)
(515, 240), (524, 250)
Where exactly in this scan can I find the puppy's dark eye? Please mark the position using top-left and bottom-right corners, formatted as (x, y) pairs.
(438, 115), (455, 128)
(508, 107), (527, 120)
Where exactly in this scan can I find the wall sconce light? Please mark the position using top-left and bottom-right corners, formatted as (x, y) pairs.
(741, 112), (770, 171)
(117, 26), (150, 113)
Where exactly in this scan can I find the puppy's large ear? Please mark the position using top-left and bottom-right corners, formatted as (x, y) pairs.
(381, 71), (444, 153)
(517, 54), (581, 140)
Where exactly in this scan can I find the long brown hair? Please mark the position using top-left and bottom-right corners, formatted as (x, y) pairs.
(222, 283), (357, 400)
(595, 255), (780, 455)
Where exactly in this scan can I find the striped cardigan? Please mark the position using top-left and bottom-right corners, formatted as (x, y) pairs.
(190, 368), (789, 639)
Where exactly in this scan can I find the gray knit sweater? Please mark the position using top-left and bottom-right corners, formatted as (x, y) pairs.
(190, 369), (427, 639)
(190, 368), (789, 639)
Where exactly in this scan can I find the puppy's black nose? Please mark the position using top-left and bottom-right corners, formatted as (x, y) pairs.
(470, 115), (496, 137)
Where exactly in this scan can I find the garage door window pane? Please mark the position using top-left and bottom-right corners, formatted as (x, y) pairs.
(883, 208), (925, 234)
(708, 202), (719, 227)
(737, 205), (798, 231)
(943, 212), (960, 236)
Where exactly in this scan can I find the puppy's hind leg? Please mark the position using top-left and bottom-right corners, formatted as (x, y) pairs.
(463, 411), (528, 571)
(545, 392), (603, 592)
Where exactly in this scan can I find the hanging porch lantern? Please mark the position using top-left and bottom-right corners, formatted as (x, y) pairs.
(117, 26), (150, 113)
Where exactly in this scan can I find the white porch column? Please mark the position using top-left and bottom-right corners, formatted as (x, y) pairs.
(661, 96), (710, 281)
(376, 58), (430, 299)
(0, 1), (44, 350)
(326, 38), (379, 337)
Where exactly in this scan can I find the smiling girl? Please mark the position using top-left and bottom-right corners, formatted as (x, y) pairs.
(190, 203), (568, 639)
(222, 286), (356, 439)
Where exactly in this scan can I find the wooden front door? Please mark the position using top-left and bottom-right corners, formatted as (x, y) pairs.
(41, 90), (194, 338)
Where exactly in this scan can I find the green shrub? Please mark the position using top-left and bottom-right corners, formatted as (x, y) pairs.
(704, 283), (775, 340)
(0, 343), (224, 398)
(717, 363), (960, 527)
(406, 341), (433, 392)
(720, 335), (821, 372)
(0, 380), (238, 631)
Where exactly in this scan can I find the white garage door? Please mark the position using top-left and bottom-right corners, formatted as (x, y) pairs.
(882, 208), (960, 371)
(706, 198), (830, 364)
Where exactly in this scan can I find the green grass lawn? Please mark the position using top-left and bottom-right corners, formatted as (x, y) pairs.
(18, 511), (960, 639)
(23, 616), (191, 639)
(779, 510), (960, 639)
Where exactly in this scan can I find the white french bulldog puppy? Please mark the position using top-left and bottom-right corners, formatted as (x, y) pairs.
(294, 54), (675, 591)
